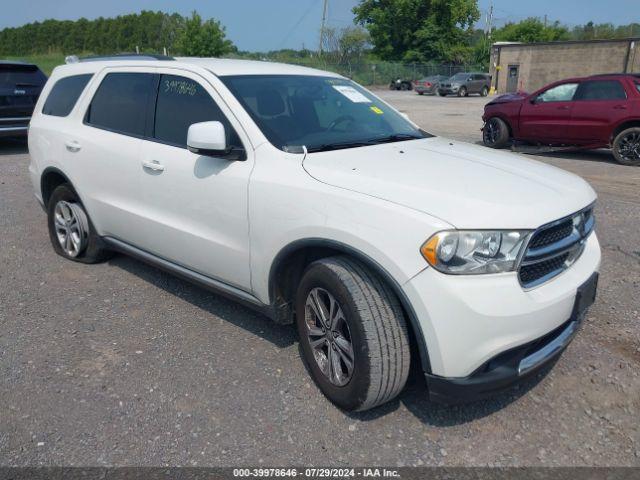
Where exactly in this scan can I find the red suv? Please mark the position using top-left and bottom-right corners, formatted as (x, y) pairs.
(482, 74), (640, 165)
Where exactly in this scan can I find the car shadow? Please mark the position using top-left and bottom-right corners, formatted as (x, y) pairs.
(471, 142), (617, 165)
(0, 137), (28, 155)
(109, 251), (553, 424)
(347, 359), (556, 426)
(108, 254), (296, 349)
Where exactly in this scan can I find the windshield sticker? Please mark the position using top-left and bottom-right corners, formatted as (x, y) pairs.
(332, 85), (371, 103)
(370, 106), (384, 115)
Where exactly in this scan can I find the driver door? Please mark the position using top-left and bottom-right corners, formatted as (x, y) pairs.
(518, 82), (579, 143)
(136, 69), (254, 290)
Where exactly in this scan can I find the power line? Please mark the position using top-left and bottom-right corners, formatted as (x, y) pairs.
(277, 0), (319, 50)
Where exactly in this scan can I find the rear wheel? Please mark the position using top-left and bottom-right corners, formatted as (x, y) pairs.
(47, 184), (112, 263)
(295, 256), (411, 411)
(612, 127), (640, 166)
(483, 117), (510, 149)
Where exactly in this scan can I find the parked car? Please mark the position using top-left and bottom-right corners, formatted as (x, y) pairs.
(0, 61), (47, 138)
(414, 75), (448, 95)
(389, 77), (413, 91)
(29, 56), (600, 411)
(438, 72), (491, 97)
(482, 74), (640, 166)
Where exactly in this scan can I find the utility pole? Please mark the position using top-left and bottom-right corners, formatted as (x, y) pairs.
(544, 15), (548, 28)
(486, 1), (494, 54)
(319, 0), (329, 56)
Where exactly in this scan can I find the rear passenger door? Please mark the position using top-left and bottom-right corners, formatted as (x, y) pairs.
(136, 70), (253, 290)
(567, 79), (629, 143)
(73, 69), (158, 243)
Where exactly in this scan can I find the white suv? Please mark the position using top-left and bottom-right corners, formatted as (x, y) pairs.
(28, 56), (601, 411)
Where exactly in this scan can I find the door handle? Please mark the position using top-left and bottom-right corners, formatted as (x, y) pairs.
(557, 105), (570, 110)
(613, 105), (628, 110)
(142, 160), (165, 172)
(65, 140), (82, 152)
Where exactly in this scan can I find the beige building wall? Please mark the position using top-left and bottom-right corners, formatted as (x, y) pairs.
(490, 39), (639, 94)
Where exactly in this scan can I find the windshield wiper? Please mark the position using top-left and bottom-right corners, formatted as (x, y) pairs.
(306, 140), (376, 153)
(366, 133), (423, 144)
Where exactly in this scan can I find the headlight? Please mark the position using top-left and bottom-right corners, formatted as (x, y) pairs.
(420, 230), (531, 274)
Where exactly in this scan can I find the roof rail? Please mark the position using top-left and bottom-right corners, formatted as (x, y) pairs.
(65, 53), (174, 64)
(589, 72), (640, 78)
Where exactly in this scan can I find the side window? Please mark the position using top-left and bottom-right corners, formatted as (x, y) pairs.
(42, 74), (93, 117)
(86, 72), (156, 137)
(574, 80), (627, 101)
(536, 83), (579, 103)
(153, 74), (241, 148)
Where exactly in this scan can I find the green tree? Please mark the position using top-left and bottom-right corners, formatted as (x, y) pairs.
(353, 0), (480, 63)
(493, 17), (570, 43)
(175, 11), (234, 57)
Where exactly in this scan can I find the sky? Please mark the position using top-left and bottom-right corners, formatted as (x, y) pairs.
(0, 0), (637, 52)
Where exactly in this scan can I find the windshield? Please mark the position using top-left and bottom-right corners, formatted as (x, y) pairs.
(449, 73), (468, 82)
(220, 75), (428, 152)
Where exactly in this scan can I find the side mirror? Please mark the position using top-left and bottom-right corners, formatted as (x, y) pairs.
(187, 121), (228, 156)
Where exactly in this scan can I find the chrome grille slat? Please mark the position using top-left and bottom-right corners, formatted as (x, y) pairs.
(518, 206), (594, 289)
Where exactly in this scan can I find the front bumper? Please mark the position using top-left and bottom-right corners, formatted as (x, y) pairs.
(403, 232), (600, 383)
(0, 117), (30, 137)
(438, 87), (459, 95)
(425, 271), (597, 403)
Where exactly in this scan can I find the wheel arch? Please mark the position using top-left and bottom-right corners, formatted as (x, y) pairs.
(41, 167), (74, 208)
(610, 119), (640, 144)
(268, 238), (432, 373)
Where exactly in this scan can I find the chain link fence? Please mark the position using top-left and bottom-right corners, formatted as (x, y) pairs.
(277, 61), (487, 86)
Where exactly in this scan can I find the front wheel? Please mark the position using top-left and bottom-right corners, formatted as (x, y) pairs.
(481, 86), (489, 97)
(438, 91), (446, 97)
(458, 86), (468, 97)
(295, 256), (411, 411)
(612, 127), (640, 166)
(483, 117), (511, 149)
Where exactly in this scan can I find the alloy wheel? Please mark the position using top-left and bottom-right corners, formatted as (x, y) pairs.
(53, 200), (88, 257)
(484, 119), (499, 144)
(304, 287), (355, 386)
(618, 131), (640, 164)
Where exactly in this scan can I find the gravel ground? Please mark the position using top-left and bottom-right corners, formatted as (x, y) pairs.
(1, 91), (639, 467)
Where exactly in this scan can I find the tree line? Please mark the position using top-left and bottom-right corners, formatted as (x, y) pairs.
(0, 10), (235, 57)
(1, 3), (638, 68)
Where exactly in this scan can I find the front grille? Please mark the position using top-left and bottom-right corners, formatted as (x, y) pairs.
(528, 219), (573, 249)
(519, 253), (569, 285)
(518, 206), (594, 288)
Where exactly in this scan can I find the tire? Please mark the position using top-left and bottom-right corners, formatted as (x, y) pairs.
(400, 83), (409, 91)
(418, 91), (424, 95)
(458, 86), (468, 97)
(483, 117), (510, 149)
(481, 86), (489, 97)
(47, 184), (112, 263)
(295, 256), (411, 411)
(612, 127), (640, 166)
(438, 91), (446, 97)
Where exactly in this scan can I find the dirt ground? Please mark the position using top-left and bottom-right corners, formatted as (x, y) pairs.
(0, 90), (638, 467)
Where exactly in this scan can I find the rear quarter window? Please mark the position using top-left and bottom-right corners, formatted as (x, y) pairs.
(42, 74), (93, 117)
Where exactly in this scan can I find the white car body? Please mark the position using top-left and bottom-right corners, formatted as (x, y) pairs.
(28, 57), (600, 404)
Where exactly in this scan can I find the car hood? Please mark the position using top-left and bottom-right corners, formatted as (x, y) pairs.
(487, 92), (528, 105)
(302, 137), (596, 229)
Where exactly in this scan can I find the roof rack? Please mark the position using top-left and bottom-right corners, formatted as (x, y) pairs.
(65, 53), (174, 64)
